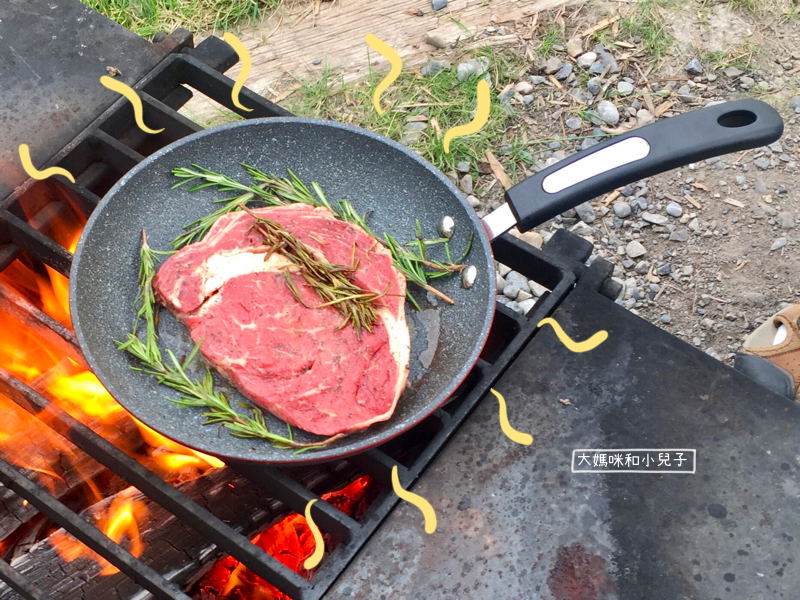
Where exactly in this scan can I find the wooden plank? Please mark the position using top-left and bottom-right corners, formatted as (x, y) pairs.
(182, 0), (574, 123)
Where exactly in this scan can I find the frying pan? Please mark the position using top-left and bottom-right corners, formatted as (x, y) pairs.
(71, 99), (782, 464)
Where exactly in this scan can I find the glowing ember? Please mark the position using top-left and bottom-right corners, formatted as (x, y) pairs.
(197, 476), (375, 600)
(0, 209), (224, 574)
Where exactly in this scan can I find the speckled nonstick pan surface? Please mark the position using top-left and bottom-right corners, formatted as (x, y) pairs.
(71, 118), (496, 464)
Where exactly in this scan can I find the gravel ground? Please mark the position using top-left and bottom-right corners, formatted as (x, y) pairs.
(446, 3), (800, 365)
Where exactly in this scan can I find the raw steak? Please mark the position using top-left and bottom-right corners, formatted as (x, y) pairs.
(153, 204), (409, 437)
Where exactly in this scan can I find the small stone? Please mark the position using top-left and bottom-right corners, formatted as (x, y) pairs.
(626, 240), (646, 258)
(666, 202), (683, 217)
(496, 273), (506, 292)
(661, 314), (672, 324)
(779, 212), (795, 230)
(722, 67), (743, 78)
(596, 100), (620, 125)
(405, 121), (427, 132)
(456, 161), (470, 174)
(617, 81), (634, 95)
(753, 157), (770, 170)
(706, 347), (721, 360)
(575, 202), (595, 224)
(456, 62), (474, 82)
(565, 117), (582, 130)
(587, 77), (602, 95)
(677, 85), (694, 103)
(311, 58), (322, 65)
(597, 51), (619, 73)
(529, 75), (546, 85)
(519, 231), (543, 249)
(701, 318), (715, 329)
(542, 57), (561, 75)
(577, 52), (597, 69)
(770, 237), (787, 251)
(431, 0), (448, 10)
(517, 290), (533, 302)
(641, 212), (669, 226)
(788, 95), (800, 110)
(523, 95), (534, 105)
(636, 109), (655, 127)
(497, 263), (511, 277)
(467, 195), (480, 208)
(555, 63), (573, 80)
(518, 299), (537, 315)
(503, 284), (521, 299)
(515, 81), (534, 95)
(529, 280), (548, 297)
(739, 76), (755, 88)
(745, 292), (766, 307)
(505, 271), (528, 291)
(566, 38), (583, 57)
(459, 174), (473, 194)
(683, 266), (694, 277)
(669, 229), (689, 242)
(685, 58), (703, 75)
(614, 203), (632, 218)
(421, 59), (451, 77)
(424, 34), (447, 49)
(755, 180), (767, 194)
(581, 138), (600, 150)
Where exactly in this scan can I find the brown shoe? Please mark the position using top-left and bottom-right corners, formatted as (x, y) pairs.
(736, 303), (800, 401)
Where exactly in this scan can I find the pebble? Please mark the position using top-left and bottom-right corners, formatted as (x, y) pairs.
(523, 94), (534, 105)
(755, 180), (767, 194)
(505, 271), (529, 291)
(597, 51), (619, 74)
(566, 38), (583, 57)
(519, 231), (543, 248)
(496, 273), (506, 292)
(722, 67), (743, 78)
(706, 347), (721, 360)
(432, 0), (448, 9)
(456, 57), (489, 82)
(518, 299), (536, 315)
(636, 109), (655, 127)
(596, 100), (620, 125)
(789, 95), (800, 110)
(517, 290), (533, 302)
(666, 202), (683, 217)
(587, 77), (602, 95)
(529, 75), (546, 85)
(779, 212), (794, 230)
(467, 195), (480, 208)
(617, 81), (634, 95)
(565, 117), (582, 130)
(542, 57), (561, 75)
(567, 203), (592, 225)
(669, 229), (689, 242)
(685, 58), (703, 75)
(745, 292), (766, 307)
(626, 240), (647, 258)
(555, 63), (573, 80)
(459, 174), (473, 194)
(311, 58), (322, 65)
(456, 161), (470, 174)
(503, 284), (521, 299)
(614, 202), (632, 218)
(421, 59), (451, 77)
(753, 157), (770, 170)
(529, 280), (548, 297)
(497, 264), (511, 277)
(581, 138), (600, 150)
(739, 75), (755, 88)
(661, 314), (672, 324)
(515, 81), (534, 95)
(641, 212), (669, 226)
(577, 52), (597, 69)
(677, 85), (694, 103)
(424, 34), (447, 49)
(770, 237), (787, 251)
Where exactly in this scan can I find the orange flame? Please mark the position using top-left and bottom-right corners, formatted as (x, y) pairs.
(51, 487), (148, 576)
(0, 208), (224, 574)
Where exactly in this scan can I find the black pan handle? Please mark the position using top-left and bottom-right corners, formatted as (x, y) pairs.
(505, 99), (783, 232)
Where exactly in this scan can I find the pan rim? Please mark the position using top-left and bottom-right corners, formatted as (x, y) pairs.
(70, 116), (496, 464)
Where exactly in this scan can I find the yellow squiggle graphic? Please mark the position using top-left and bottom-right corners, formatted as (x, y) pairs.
(490, 389), (533, 446)
(443, 79), (490, 153)
(100, 76), (164, 134)
(223, 33), (254, 112)
(18, 144), (75, 183)
(537, 318), (608, 353)
(365, 34), (402, 115)
(303, 499), (325, 570)
(392, 466), (437, 534)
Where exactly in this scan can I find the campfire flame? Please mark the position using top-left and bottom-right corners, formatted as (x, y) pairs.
(197, 476), (375, 600)
(0, 208), (223, 572)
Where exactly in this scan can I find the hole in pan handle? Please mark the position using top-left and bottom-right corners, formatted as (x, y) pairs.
(481, 99), (783, 240)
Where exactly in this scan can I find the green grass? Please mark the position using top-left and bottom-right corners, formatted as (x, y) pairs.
(81, 0), (281, 36)
(701, 46), (754, 71)
(537, 22), (564, 58)
(287, 47), (534, 184)
(619, 0), (673, 60)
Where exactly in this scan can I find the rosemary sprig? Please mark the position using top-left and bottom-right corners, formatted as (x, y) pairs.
(116, 231), (342, 451)
(244, 207), (387, 337)
(168, 164), (471, 304)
